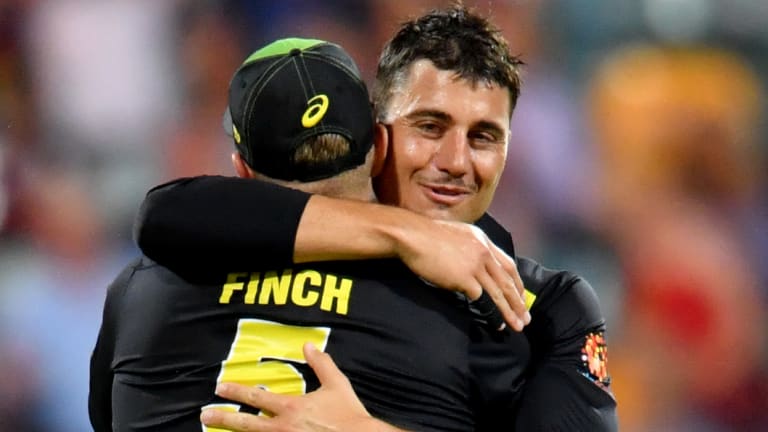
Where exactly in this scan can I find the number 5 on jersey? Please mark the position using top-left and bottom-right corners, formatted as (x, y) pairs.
(202, 318), (331, 431)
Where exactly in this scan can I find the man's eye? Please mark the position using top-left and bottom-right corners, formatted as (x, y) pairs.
(471, 132), (500, 143)
(417, 123), (442, 134)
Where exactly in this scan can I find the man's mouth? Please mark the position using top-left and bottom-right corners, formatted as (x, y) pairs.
(420, 183), (472, 206)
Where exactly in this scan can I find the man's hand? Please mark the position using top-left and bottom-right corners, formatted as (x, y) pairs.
(200, 343), (409, 432)
(295, 196), (530, 331)
(397, 220), (530, 331)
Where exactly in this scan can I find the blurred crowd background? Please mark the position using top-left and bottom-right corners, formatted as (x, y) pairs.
(1, 0), (766, 431)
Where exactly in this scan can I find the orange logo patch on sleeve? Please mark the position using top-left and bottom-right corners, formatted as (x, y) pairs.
(581, 332), (610, 387)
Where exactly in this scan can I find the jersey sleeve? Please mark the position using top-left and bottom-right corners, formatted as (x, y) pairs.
(89, 260), (138, 432)
(133, 176), (311, 273)
(474, 213), (516, 258)
(88, 332), (112, 432)
(516, 260), (618, 431)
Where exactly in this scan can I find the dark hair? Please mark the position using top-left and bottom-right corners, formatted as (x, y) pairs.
(373, 3), (524, 120)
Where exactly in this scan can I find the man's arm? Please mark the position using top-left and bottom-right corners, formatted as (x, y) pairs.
(514, 260), (618, 431)
(88, 262), (137, 432)
(88, 331), (113, 432)
(134, 176), (310, 271)
(135, 176), (529, 330)
(200, 343), (411, 432)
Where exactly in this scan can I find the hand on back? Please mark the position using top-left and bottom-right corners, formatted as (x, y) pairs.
(200, 343), (406, 432)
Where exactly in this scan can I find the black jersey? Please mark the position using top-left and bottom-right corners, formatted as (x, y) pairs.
(116, 175), (618, 431)
(89, 255), (477, 432)
(470, 215), (617, 431)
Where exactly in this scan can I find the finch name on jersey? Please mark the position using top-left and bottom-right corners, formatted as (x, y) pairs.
(218, 269), (352, 315)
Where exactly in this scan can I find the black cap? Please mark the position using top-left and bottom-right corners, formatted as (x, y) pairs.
(223, 38), (374, 182)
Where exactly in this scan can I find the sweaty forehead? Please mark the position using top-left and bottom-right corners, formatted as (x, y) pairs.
(387, 60), (511, 128)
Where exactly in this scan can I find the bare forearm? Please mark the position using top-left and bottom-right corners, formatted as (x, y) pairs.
(294, 195), (431, 263)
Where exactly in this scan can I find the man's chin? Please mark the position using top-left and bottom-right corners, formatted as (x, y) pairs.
(418, 206), (471, 223)
(396, 196), (474, 222)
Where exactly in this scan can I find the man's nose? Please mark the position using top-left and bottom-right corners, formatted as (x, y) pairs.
(432, 130), (471, 177)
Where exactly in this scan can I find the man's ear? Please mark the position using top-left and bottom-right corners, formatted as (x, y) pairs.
(231, 152), (255, 179)
(370, 122), (389, 178)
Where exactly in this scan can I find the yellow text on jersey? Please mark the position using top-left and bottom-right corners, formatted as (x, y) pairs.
(219, 269), (351, 315)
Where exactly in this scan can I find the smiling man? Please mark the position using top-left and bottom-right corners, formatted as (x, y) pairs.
(374, 59), (511, 223)
(130, 4), (616, 432)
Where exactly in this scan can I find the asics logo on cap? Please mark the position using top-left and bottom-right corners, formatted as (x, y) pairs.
(302, 94), (329, 128)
